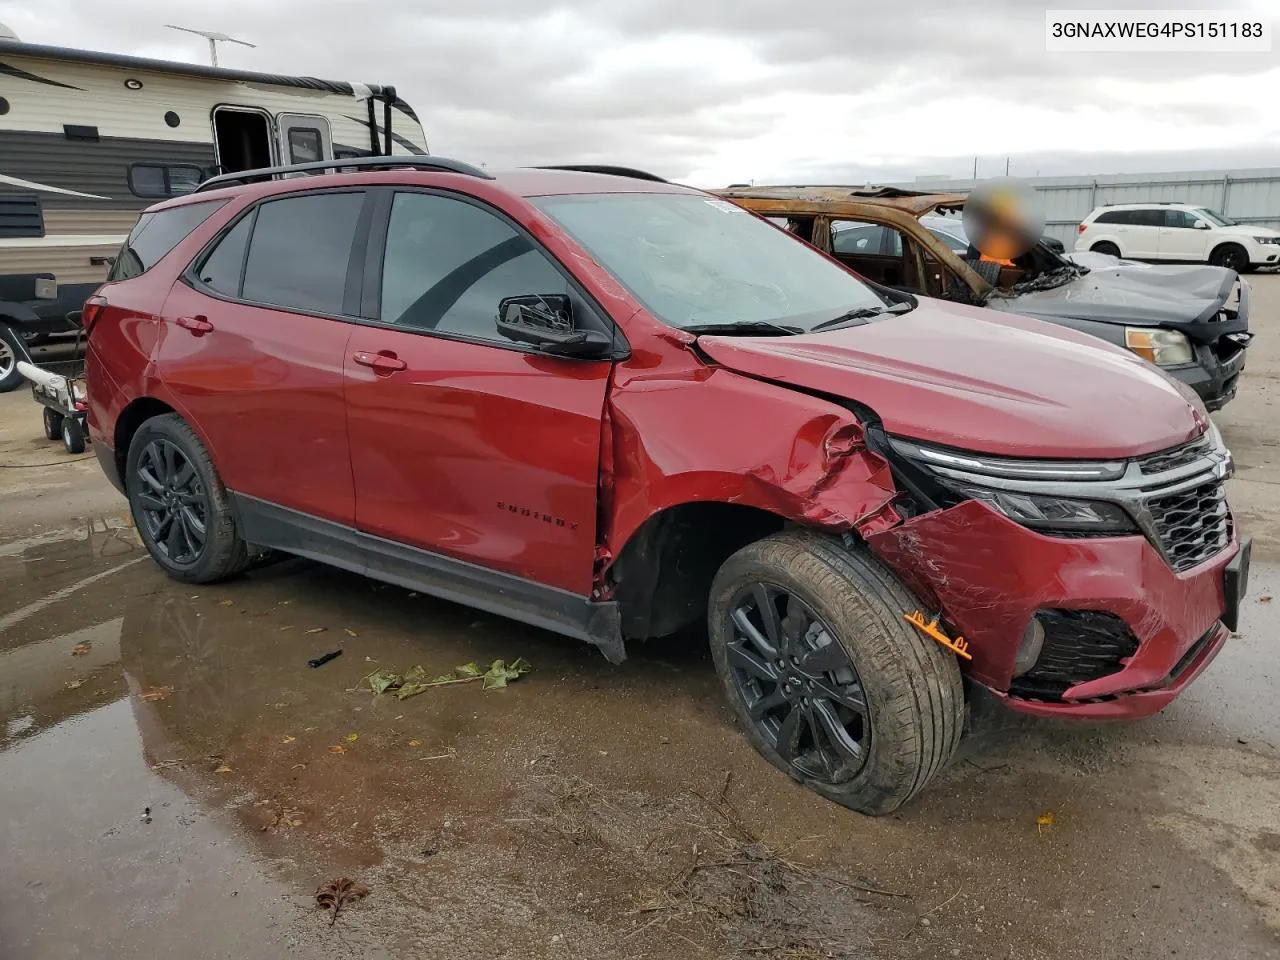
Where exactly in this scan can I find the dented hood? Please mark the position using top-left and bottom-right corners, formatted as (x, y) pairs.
(988, 262), (1243, 339)
(697, 297), (1207, 460)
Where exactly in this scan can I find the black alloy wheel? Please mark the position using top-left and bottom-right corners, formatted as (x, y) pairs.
(726, 582), (870, 783)
(134, 437), (210, 566)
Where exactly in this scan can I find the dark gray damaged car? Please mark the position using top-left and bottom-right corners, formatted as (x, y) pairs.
(716, 186), (1253, 412)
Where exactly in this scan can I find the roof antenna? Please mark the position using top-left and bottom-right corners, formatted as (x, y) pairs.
(164, 24), (256, 67)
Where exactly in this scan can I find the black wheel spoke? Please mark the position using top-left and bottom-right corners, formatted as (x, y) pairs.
(809, 698), (865, 763)
(172, 460), (195, 490)
(752, 584), (783, 649)
(812, 678), (868, 715)
(164, 513), (185, 556)
(746, 686), (787, 720)
(797, 638), (846, 676)
(138, 466), (164, 495)
(800, 703), (838, 779)
(163, 442), (177, 482)
(773, 704), (803, 763)
(136, 492), (166, 514)
(727, 642), (780, 683)
(731, 605), (779, 660)
(183, 504), (207, 547)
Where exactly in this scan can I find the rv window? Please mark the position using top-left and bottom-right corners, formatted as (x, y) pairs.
(240, 192), (365, 315)
(128, 163), (206, 200)
(288, 128), (324, 164)
(110, 200), (227, 281)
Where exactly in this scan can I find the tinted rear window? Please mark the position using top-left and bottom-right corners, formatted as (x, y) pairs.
(110, 200), (227, 280)
(1094, 210), (1129, 224)
(240, 192), (364, 315)
(194, 213), (255, 297)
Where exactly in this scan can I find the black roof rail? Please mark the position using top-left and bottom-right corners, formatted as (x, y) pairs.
(533, 165), (667, 183)
(195, 156), (493, 193)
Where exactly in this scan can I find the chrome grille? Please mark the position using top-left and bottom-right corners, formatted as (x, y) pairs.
(1146, 478), (1231, 572)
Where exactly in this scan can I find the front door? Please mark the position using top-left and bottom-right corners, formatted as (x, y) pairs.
(277, 114), (333, 166)
(157, 190), (367, 525)
(344, 190), (613, 595)
(1156, 208), (1210, 261)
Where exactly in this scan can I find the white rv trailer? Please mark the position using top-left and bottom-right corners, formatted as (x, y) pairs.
(0, 30), (428, 389)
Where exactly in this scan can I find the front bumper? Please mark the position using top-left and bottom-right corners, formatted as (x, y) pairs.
(1167, 340), (1248, 412)
(867, 500), (1241, 719)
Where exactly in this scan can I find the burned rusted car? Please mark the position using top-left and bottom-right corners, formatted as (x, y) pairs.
(716, 186), (1252, 411)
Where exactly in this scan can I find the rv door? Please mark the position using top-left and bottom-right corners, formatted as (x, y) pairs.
(278, 114), (333, 167)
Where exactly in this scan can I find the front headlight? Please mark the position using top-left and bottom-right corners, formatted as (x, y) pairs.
(946, 482), (1137, 533)
(1251, 236), (1279, 245)
(1124, 328), (1193, 367)
(887, 437), (1140, 536)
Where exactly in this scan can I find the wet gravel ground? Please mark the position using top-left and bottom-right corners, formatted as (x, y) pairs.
(2, 278), (1279, 960)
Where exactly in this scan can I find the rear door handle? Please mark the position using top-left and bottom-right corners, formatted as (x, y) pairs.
(352, 351), (407, 373)
(175, 315), (214, 335)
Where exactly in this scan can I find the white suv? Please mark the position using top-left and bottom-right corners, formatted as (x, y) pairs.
(1075, 203), (1280, 273)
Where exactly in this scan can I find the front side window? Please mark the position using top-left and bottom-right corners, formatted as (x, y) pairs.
(1164, 209), (1198, 229)
(380, 192), (570, 341)
(1195, 208), (1236, 227)
(534, 193), (889, 332)
(241, 192), (364, 315)
(109, 199), (227, 280)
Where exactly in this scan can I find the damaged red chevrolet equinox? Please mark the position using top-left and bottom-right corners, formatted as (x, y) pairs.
(84, 158), (1251, 814)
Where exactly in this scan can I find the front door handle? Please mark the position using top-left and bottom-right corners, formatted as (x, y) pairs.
(352, 351), (407, 374)
(175, 315), (214, 335)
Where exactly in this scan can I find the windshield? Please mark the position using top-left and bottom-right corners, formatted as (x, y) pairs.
(532, 193), (890, 332)
(1195, 208), (1237, 227)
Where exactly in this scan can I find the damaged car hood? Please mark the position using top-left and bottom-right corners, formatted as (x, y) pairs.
(697, 297), (1207, 460)
(987, 262), (1242, 339)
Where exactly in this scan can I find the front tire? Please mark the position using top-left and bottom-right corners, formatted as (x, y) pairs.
(1210, 243), (1248, 272)
(126, 414), (249, 583)
(708, 531), (963, 815)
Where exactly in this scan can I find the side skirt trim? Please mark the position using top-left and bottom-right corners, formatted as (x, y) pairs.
(230, 493), (626, 662)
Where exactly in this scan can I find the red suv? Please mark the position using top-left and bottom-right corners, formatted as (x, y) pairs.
(84, 158), (1250, 814)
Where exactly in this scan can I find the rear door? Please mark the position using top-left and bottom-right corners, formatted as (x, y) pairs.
(343, 189), (613, 595)
(157, 189), (366, 525)
(1125, 208), (1164, 258)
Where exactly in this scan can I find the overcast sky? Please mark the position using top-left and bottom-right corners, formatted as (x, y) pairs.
(2, 0), (1276, 185)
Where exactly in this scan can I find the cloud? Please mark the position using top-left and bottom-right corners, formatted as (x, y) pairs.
(1, 0), (1276, 181)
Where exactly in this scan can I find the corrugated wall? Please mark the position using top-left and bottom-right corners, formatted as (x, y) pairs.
(885, 168), (1280, 247)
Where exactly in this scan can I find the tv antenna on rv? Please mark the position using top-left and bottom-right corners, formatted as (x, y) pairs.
(164, 24), (256, 67)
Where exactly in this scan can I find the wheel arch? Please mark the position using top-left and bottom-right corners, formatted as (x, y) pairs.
(113, 396), (178, 489)
(609, 500), (792, 641)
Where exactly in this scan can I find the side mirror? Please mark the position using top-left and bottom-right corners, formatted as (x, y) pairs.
(495, 295), (613, 359)
(1193, 220), (1210, 229)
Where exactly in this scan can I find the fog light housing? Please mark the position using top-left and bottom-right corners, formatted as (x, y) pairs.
(1013, 617), (1045, 677)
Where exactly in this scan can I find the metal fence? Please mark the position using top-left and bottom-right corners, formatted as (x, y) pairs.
(885, 168), (1280, 248)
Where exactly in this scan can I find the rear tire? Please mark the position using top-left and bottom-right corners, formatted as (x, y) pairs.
(1210, 243), (1248, 272)
(708, 530), (964, 816)
(126, 413), (249, 583)
(61, 416), (85, 454)
(1090, 241), (1121, 258)
(43, 407), (64, 441)
(0, 322), (26, 393)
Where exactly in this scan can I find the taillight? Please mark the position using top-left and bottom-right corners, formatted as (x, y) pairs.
(1077, 223), (1087, 233)
(81, 296), (108, 333)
